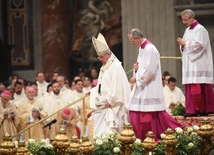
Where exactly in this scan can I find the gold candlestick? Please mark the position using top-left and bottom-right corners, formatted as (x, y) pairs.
(66, 135), (80, 155)
(16, 141), (30, 155)
(197, 118), (214, 155)
(0, 133), (16, 155)
(52, 128), (70, 155)
(79, 135), (94, 155)
(142, 131), (156, 155)
(162, 128), (177, 155)
(119, 123), (136, 155)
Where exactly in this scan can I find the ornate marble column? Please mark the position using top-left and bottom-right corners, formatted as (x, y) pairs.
(41, 0), (70, 79)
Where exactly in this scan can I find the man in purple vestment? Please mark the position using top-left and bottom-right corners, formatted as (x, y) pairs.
(177, 9), (214, 116)
(128, 28), (183, 141)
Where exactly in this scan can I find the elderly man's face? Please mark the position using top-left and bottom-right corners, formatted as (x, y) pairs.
(57, 77), (65, 88)
(128, 34), (142, 46)
(25, 88), (35, 100)
(1, 95), (11, 106)
(97, 53), (110, 64)
(181, 13), (194, 27)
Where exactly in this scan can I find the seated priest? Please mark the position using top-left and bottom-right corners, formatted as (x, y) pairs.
(18, 86), (47, 141)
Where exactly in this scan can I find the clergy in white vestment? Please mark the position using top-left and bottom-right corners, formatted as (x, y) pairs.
(30, 82), (45, 105)
(51, 72), (59, 82)
(18, 86), (47, 141)
(163, 77), (185, 114)
(43, 81), (68, 117)
(43, 81), (68, 139)
(177, 9), (214, 116)
(70, 79), (85, 110)
(90, 33), (131, 136)
(69, 79), (85, 138)
(36, 71), (49, 98)
(128, 28), (183, 141)
(12, 81), (26, 108)
(83, 76), (93, 94)
(0, 90), (20, 142)
(57, 75), (73, 103)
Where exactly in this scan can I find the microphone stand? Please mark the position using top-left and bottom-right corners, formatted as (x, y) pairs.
(45, 121), (54, 145)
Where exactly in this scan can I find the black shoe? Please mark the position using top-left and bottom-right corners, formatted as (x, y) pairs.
(206, 112), (214, 115)
(183, 113), (196, 117)
(196, 111), (208, 116)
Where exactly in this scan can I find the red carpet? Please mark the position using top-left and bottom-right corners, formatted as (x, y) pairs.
(173, 114), (214, 128)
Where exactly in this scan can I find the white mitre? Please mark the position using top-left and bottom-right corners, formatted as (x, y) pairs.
(92, 33), (110, 55)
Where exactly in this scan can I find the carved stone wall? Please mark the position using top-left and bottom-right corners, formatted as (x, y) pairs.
(70, 0), (122, 78)
(11, 0), (43, 81)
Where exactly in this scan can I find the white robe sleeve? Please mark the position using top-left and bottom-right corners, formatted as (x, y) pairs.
(89, 87), (98, 109)
(100, 62), (130, 107)
(136, 46), (159, 88)
(185, 27), (209, 62)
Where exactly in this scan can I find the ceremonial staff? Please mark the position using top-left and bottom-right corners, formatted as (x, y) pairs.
(160, 56), (181, 59)
(12, 93), (90, 138)
(82, 96), (86, 134)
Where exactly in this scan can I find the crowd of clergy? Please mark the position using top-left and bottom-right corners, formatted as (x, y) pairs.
(0, 69), (98, 143)
(0, 68), (185, 143)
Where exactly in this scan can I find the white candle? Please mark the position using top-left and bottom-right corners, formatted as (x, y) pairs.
(46, 138), (50, 146)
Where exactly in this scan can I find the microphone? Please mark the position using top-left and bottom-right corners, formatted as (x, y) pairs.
(42, 119), (57, 129)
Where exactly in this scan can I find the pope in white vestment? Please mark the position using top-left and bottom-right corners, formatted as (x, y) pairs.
(90, 33), (130, 136)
